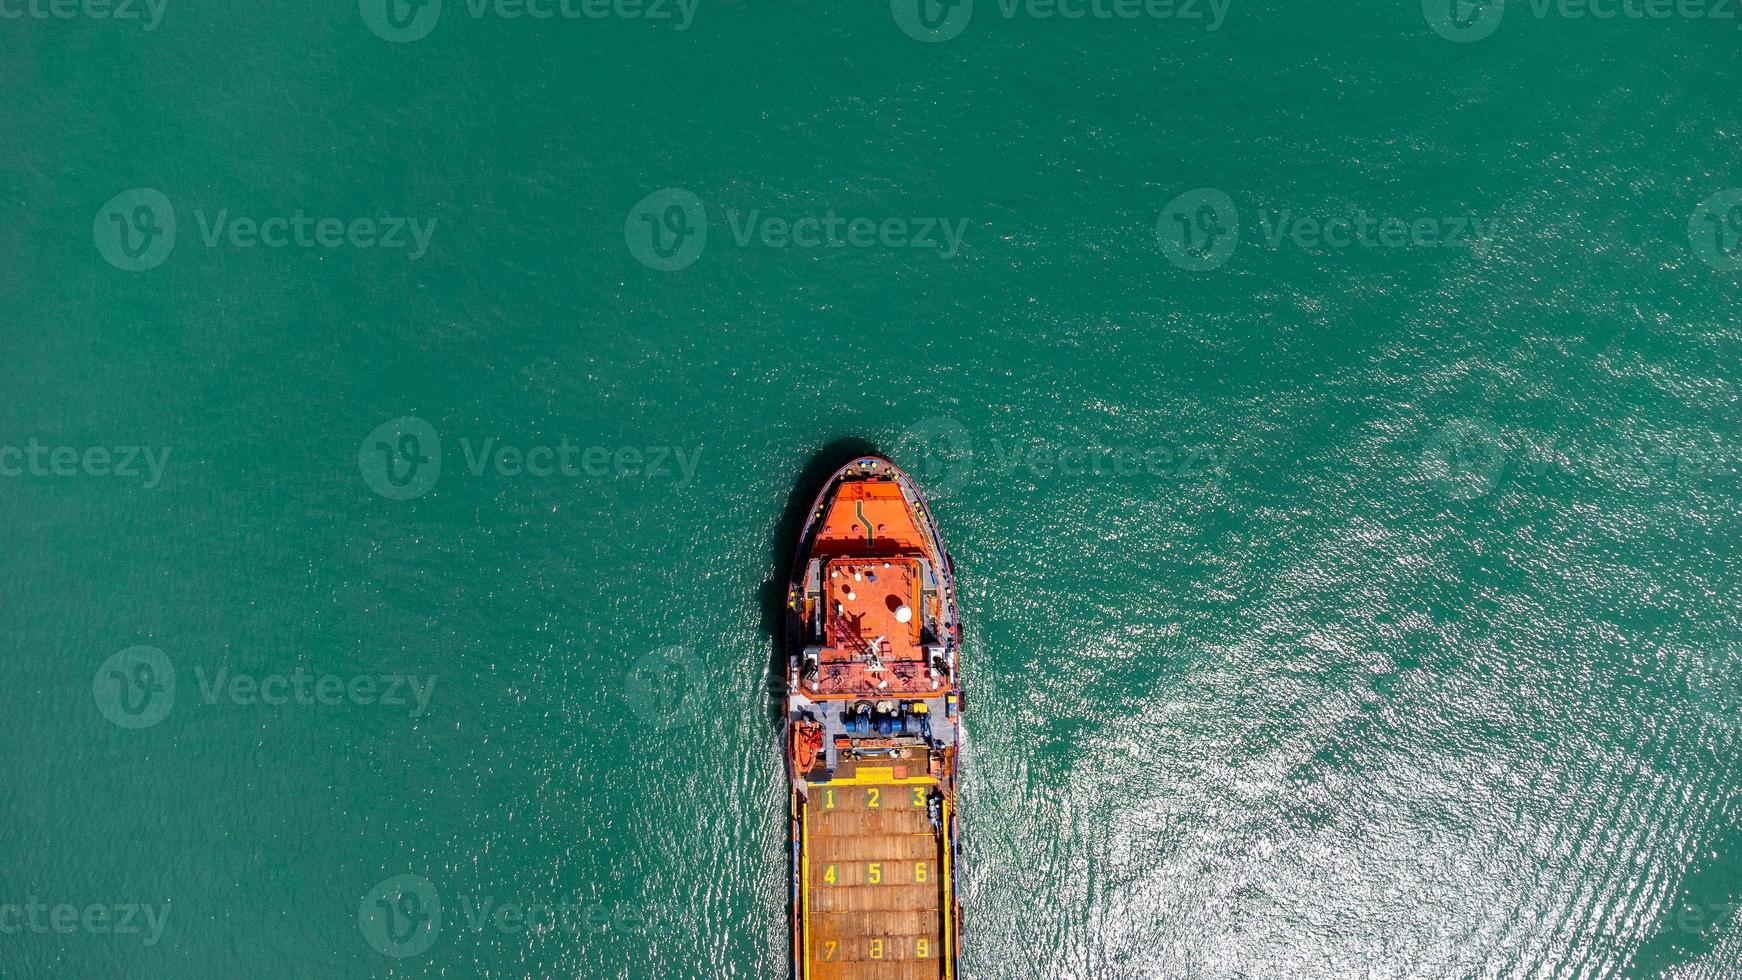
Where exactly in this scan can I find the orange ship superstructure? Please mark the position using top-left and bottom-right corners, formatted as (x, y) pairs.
(784, 456), (963, 980)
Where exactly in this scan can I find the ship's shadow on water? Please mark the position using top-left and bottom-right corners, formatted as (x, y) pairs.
(761, 438), (882, 728)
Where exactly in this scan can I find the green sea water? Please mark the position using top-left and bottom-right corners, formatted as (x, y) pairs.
(3, 0), (1741, 977)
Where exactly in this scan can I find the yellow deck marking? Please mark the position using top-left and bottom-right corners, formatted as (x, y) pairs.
(815, 766), (938, 787)
(942, 795), (955, 979)
(799, 791), (810, 979)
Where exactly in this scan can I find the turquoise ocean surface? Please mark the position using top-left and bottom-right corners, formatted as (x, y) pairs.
(2, 0), (1740, 976)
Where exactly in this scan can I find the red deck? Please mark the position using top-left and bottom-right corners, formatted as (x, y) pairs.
(805, 480), (942, 699)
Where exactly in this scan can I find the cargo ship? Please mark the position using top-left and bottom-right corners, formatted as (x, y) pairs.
(784, 456), (963, 980)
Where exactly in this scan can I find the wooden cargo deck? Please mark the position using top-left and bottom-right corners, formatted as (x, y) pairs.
(800, 766), (951, 978)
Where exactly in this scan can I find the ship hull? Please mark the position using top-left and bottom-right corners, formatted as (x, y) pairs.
(783, 456), (963, 980)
